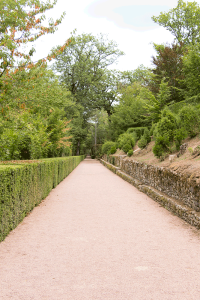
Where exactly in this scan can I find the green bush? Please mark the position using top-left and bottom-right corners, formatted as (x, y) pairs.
(138, 136), (147, 149)
(150, 123), (156, 136)
(122, 143), (132, 153)
(152, 109), (179, 158)
(174, 128), (187, 150)
(110, 146), (117, 155)
(0, 156), (85, 242)
(127, 127), (146, 140)
(157, 109), (177, 141)
(127, 149), (133, 157)
(117, 133), (135, 149)
(153, 135), (170, 158)
(143, 128), (151, 143)
(102, 141), (116, 155)
(178, 105), (200, 138)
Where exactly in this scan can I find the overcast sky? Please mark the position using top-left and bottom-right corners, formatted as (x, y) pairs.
(33, 0), (200, 72)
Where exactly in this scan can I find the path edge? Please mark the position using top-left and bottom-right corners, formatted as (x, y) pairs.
(100, 159), (200, 229)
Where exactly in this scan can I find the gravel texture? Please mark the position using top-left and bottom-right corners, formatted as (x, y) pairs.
(1, 158), (200, 299)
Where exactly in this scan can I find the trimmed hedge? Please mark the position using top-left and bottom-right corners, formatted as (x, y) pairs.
(0, 156), (85, 242)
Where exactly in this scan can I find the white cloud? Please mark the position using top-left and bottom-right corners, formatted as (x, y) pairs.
(32, 0), (199, 71)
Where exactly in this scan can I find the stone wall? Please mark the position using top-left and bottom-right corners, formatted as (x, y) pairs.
(101, 155), (200, 229)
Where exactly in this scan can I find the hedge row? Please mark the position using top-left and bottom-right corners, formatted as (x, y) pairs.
(0, 155), (85, 242)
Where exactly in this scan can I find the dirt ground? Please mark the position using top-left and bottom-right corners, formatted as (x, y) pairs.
(114, 136), (200, 181)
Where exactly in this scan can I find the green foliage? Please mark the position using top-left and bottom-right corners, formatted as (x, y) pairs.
(0, 155), (85, 242)
(178, 105), (200, 137)
(138, 127), (151, 149)
(102, 141), (116, 155)
(145, 78), (171, 123)
(111, 83), (150, 136)
(143, 128), (151, 143)
(118, 65), (153, 87)
(117, 132), (135, 149)
(151, 42), (186, 104)
(0, 0), (66, 77)
(156, 108), (177, 141)
(0, 66), (74, 160)
(53, 32), (123, 153)
(127, 127), (146, 140)
(174, 127), (187, 150)
(153, 135), (170, 158)
(110, 146), (117, 155)
(127, 149), (133, 157)
(152, 0), (200, 45)
(122, 143), (132, 154)
(182, 43), (200, 98)
(138, 136), (147, 149)
(53, 32), (123, 114)
(188, 147), (193, 154)
(150, 123), (156, 136)
(153, 109), (179, 157)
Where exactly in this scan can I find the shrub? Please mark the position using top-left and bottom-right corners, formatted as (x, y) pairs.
(117, 133), (135, 149)
(174, 128), (187, 150)
(127, 127), (146, 140)
(122, 143), (132, 153)
(188, 147), (193, 154)
(102, 141), (116, 155)
(0, 156), (85, 242)
(178, 105), (200, 138)
(127, 149), (133, 157)
(153, 135), (170, 158)
(138, 136), (147, 149)
(150, 123), (156, 136)
(152, 109), (179, 158)
(157, 109), (177, 141)
(110, 146), (117, 155)
(143, 128), (151, 143)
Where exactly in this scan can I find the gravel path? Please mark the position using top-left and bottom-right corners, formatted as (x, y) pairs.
(1, 158), (200, 299)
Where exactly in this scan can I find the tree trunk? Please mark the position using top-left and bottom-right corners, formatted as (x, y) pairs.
(76, 140), (80, 156)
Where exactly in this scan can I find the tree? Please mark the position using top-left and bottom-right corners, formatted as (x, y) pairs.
(86, 109), (109, 154)
(0, 65), (75, 160)
(151, 42), (186, 103)
(53, 31), (124, 114)
(117, 65), (153, 89)
(145, 78), (171, 123)
(0, 65), (75, 112)
(152, 0), (200, 45)
(0, 0), (67, 77)
(182, 43), (200, 99)
(110, 83), (149, 137)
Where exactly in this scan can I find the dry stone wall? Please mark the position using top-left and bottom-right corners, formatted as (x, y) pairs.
(101, 155), (200, 229)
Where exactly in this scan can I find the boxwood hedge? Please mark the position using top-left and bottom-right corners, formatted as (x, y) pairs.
(0, 156), (85, 242)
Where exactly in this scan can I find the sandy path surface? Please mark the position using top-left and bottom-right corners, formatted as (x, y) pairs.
(1, 158), (200, 300)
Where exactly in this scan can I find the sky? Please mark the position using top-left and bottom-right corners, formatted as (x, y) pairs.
(33, 0), (200, 72)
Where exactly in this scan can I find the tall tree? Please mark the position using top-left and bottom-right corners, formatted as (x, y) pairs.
(110, 83), (150, 137)
(0, 64), (75, 160)
(53, 31), (124, 114)
(182, 43), (200, 100)
(152, 0), (200, 45)
(117, 65), (153, 89)
(0, 0), (67, 77)
(151, 42), (186, 103)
